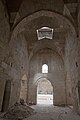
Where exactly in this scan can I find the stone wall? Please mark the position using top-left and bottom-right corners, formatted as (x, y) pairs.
(0, 0), (80, 113)
(28, 48), (66, 105)
(9, 33), (28, 106)
(0, 0), (10, 111)
(0, 1), (28, 110)
(77, 4), (80, 112)
(65, 30), (79, 111)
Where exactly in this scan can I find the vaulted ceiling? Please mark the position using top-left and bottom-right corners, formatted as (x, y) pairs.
(6, 0), (78, 12)
(5, 0), (78, 27)
(7, 0), (78, 59)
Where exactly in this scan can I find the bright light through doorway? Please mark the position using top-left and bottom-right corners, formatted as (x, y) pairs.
(37, 94), (53, 105)
(37, 79), (53, 105)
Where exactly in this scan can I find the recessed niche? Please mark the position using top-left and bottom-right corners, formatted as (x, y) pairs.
(76, 62), (78, 68)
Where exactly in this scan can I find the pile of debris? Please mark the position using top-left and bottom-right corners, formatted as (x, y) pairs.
(0, 99), (35, 120)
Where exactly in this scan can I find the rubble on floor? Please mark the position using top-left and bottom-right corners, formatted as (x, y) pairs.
(0, 100), (35, 120)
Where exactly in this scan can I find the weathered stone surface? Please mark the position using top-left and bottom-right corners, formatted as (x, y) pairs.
(0, 0), (80, 114)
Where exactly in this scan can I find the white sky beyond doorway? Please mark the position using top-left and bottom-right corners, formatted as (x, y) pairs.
(37, 79), (53, 105)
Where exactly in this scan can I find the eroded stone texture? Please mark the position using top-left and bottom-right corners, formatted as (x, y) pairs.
(0, 0), (10, 111)
(14, 0), (64, 25)
(8, 33), (28, 106)
(0, 0), (80, 114)
(65, 30), (79, 111)
(28, 49), (66, 105)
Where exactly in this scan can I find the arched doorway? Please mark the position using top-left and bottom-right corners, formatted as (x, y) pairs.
(11, 9), (77, 110)
(37, 78), (53, 105)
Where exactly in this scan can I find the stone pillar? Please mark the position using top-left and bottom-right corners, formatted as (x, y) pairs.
(0, 78), (6, 111)
(28, 83), (37, 105)
(1, 80), (11, 112)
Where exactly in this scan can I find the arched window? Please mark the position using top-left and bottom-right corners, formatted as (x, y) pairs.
(42, 64), (48, 73)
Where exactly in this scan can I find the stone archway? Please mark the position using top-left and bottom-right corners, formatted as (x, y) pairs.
(36, 78), (53, 105)
(11, 10), (76, 41)
(10, 10), (78, 111)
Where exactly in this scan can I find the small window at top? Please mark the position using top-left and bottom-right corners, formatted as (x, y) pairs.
(37, 27), (53, 40)
(42, 64), (48, 73)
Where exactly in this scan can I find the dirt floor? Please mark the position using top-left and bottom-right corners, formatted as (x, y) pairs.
(0, 101), (80, 120)
(0, 102), (35, 120)
(23, 105), (80, 120)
